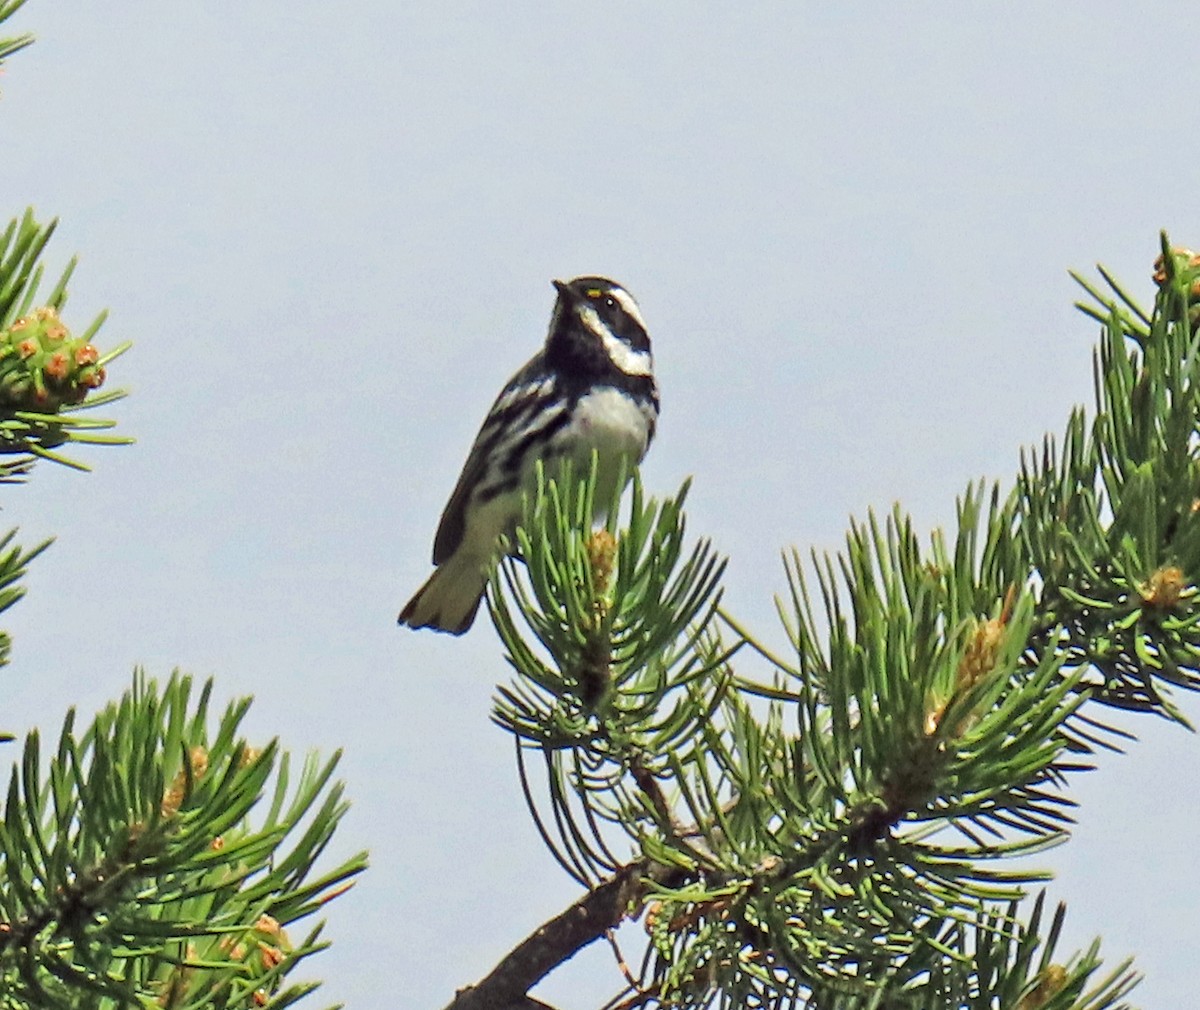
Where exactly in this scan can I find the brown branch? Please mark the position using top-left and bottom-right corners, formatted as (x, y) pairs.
(444, 734), (965, 1010)
(443, 858), (688, 1010)
(0, 822), (164, 954)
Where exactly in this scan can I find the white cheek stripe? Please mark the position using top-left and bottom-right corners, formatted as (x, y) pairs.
(609, 286), (649, 334)
(578, 305), (654, 377)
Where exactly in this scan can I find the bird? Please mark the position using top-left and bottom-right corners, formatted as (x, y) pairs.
(398, 276), (659, 634)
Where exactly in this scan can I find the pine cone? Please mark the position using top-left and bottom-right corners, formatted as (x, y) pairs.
(0, 306), (106, 411)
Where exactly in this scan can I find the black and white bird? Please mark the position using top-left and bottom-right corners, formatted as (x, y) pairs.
(398, 276), (659, 635)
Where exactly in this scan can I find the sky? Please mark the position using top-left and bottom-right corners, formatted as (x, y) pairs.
(1, 2), (1198, 1007)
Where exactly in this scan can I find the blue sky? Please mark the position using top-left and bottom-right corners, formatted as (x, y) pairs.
(2, 3), (1198, 1006)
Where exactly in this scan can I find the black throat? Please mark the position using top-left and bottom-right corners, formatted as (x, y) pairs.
(544, 312), (657, 404)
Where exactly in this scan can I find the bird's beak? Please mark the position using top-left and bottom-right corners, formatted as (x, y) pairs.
(552, 279), (572, 301)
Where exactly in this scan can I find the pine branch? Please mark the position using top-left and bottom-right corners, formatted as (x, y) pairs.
(0, 211), (132, 476)
(444, 858), (685, 1010)
(0, 672), (367, 1009)
(475, 233), (1200, 1006)
(0, 13), (363, 1008)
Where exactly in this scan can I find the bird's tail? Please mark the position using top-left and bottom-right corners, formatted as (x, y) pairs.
(397, 553), (488, 635)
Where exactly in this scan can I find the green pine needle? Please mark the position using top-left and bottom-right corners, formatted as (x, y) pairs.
(478, 240), (1200, 1004)
(0, 671), (367, 1008)
(0, 211), (132, 475)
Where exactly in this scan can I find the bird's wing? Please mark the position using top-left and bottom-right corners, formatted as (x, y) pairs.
(431, 352), (548, 565)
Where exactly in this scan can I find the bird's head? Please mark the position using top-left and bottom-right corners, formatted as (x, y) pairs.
(548, 276), (653, 379)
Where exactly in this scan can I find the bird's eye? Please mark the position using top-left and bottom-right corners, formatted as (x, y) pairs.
(603, 295), (618, 311)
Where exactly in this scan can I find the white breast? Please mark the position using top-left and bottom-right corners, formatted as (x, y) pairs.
(549, 387), (654, 506)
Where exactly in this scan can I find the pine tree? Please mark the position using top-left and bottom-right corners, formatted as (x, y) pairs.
(0, 8), (366, 1008)
(442, 204), (1200, 1010)
(9, 6), (1195, 1009)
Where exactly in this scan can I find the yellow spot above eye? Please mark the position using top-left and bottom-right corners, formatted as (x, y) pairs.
(585, 288), (602, 299)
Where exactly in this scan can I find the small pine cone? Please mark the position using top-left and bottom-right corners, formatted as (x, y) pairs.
(0, 306), (107, 411)
(1153, 246), (1200, 287)
(221, 915), (292, 985)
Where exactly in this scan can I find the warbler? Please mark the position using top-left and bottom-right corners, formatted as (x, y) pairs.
(398, 276), (659, 634)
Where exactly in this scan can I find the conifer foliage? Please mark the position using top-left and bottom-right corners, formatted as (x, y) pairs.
(454, 251), (1200, 1008)
(0, 8), (366, 1008)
